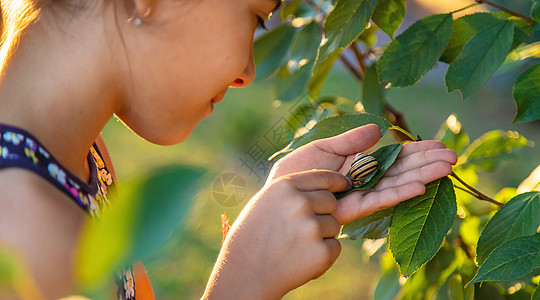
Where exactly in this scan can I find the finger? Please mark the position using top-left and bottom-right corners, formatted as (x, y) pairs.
(285, 169), (351, 193)
(374, 161), (453, 191)
(386, 149), (457, 176)
(315, 214), (341, 238)
(398, 140), (447, 158)
(334, 181), (426, 225)
(311, 124), (381, 156)
(317, 238), (341, 277)
(304, 190), (338, 214)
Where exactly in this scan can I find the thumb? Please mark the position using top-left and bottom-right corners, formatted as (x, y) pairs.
(311, 124), (381, 156)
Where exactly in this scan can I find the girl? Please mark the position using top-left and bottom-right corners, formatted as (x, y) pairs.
(0, 0), (457, 299)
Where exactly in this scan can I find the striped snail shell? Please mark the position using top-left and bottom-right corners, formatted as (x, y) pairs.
(350, 152), (378, 187)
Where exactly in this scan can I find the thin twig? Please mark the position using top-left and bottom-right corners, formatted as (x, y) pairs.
(350, 42), (368, 74)
(456, 235), (475, 261)
(475, 0), (533, 22)
(454, 185), (481, 198)
(450, 172), (503, 207)
(339, 55), (364, 81)
(304, 0), (327, 17)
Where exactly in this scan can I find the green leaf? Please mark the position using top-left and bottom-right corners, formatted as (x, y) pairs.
(0, 246), (23, 287)
(270, 113), (393, 160)
(358, 24), (379, 47)
(513, 62), (540, 123)
(362, 63), (386, 118)
(476, 192), (540, 266)
(371, 0), (406, 38)
(254, 24), (297, 81)
(377, 13), (453, 86)
(533, 286), (540, 300)
(335, 143), (402, 199)
(340, 208), (392, 239)
(316, 0), (376, 67)
(288, 22), (322, 71)
(440, 13), (500, 64)
(468, 234), (540, 285)
(389, 177), (457, 276)
(76, 165), (205, 286)
(276, 22), (322, 101)
(130, 166), (205, 259)
(445, 18), (514, 99)
(448, 274), (465, 300)
(308, 50), (341, 98)
(276, 61), (314, 101)
(532, 0), (540, 22)
(459, 130), (530, 171)
(492, 12), (536, 51)
(280, 0), (302, 20)
(441, 13), (534, 64)
(374, 266), (401, 300)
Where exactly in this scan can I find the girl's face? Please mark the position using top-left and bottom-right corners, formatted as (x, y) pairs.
(115, 0), (279, 145)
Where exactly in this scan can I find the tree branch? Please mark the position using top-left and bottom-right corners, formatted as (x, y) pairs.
(304, 0), (327, 17)
(350, 42), (367, 75)
(339, 55), (364, 81)
(456, 235), (475, 261)
(450, 172), (503, 207)
(475, 0), (533, 22)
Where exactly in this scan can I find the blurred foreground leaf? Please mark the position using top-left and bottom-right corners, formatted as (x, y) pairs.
(389, 177), (457, 276)
(76, 165), (205, 288)
(0, 245), (43, 300)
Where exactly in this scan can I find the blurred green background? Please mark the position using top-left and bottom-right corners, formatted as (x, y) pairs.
(101, 68), (540, 300)
(99, 1), (540, 298)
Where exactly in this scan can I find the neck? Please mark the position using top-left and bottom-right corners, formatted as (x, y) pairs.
(0, 10), (121, 181)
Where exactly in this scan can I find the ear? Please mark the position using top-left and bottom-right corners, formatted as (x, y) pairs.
(132, 0), (158, 18)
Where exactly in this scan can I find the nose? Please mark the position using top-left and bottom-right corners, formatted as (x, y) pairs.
(230, 51), (255, 88)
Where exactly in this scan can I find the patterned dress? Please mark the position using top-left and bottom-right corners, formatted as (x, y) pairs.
(0, 124), (136, 300)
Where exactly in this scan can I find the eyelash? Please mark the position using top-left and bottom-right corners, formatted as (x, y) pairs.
(257, 16), (268, 30)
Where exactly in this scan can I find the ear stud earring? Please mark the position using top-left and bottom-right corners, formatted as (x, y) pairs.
(127, 6), (151, 26)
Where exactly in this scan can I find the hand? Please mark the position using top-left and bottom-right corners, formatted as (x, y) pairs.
(268, 124), (458, 224)
(203, 170), (350, 299)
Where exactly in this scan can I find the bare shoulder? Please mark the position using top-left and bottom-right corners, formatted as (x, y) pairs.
(0, 168), (87, 299)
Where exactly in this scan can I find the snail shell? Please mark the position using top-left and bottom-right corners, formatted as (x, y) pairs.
(350, 152), (378, 187)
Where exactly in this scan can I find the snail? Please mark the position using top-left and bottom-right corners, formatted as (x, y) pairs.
(350, 152), (378, 187)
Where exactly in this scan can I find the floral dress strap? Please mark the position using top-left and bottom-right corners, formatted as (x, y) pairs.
(0, 123), (136, 300)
